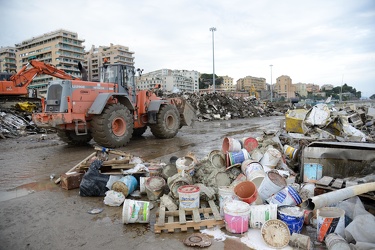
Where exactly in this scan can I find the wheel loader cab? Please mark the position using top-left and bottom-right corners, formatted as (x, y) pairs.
(100, 64), (136, 95)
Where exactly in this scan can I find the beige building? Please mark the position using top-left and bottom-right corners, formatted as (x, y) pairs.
(236, 76), (266, 92)
(0, 46), (17, 73)
(275, 75), (296, 99)
(321, 84), (334, 91)
(15, 29), (85, 95)
(220, 75), (236, 91)
(293, 82), (308, 97)
(85, 43), (135, 82)
(138, 69), (199, 93)
(306, 83), (320, 93)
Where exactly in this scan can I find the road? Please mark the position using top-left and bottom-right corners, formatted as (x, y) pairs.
(0, 116), (284, 250)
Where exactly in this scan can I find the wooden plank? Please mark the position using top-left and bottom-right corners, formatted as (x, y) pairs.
(316, 176), (334, 186)
(179, 209), (186, 224)
(208, 200), (222, 221)
(192, 209), (201, 223)
(108, 163), (136, 169)
(331, 178), (344, 189)
(94, 146), (132, 157)
(157, 206), (166, 226)
(167, 216), (174, 224)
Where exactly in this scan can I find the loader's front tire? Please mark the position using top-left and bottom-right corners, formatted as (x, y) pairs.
(57, 130), (92, 146)
(91, 103), (133, 148)
(150, 104), (180, 139)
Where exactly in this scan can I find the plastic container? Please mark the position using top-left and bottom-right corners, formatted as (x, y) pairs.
(277, 205), (305, 234)
(257, 170), (287, 202)
(139, 176), (149, 194)
(176, 157), (195, 177)
(260, 147), (282, 169)
(267, 185), (302, 206)
(241, 160), (265, 188)
(178, 185), (200, 209)
(317, 207), (345, 242)
(325, 233), (351, 250)
(167, 173), (192, 199)
(223, 200), (251, 234)
(234, 180), (258, 205)
(249, 204), (277, 228)
(227, 149), (250, 166)
(222, 137), (242, 153)
(218, 186), (236, 217)
(122, 199), (150, 224)
(145, 176), (165, 201)
(283, 144), (298, 160)
(111, 175), (138, 197)
(242, 137), (258, 153)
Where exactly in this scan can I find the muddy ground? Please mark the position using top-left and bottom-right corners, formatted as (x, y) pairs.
(0, 116), (284, 250)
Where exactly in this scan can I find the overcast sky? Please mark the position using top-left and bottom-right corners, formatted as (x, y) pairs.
(1, 0), (374, 97)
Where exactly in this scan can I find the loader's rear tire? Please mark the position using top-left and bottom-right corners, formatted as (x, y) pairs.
(132, 126), (147, 137)
(57, 130), (92, 146)
(91, 103), (133, 148)
(150, 105), (180, 139)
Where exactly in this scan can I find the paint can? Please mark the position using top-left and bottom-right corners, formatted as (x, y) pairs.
(122, 199), (150, 224)
(277, 205), (305, 234)
(257, 170), (287, 202)
(325, 233), (351, 250)
(218, 186), (237, 217)
(317, 207), (345, 242)
(289, 233), (311, 250)
(299, 183), (315, 200)
(167, 173), (192, 199)
(249, 204), (277, 229)
(227, 149), (250, 166)
(260, 147), (282, 169)
(267, 185), (302, 206)
(176, 156), (195, 177)
(241, 137), (258, 153)
(178, 185), (200, 209)
(208, 150), (226, 168)
(283, 144), (298, 160)
(223, 200), (251, 234)
(112, 175), (138, 197)
(261, 219), (290, 249)
(241, 160), (265, 188)
(250, 149), (263, 162)
(145, 176), (166, 201)
(148, 165), (163, 177)
(222, 137), (242, 153)
(234, 180), (258, 205)
(139, 176), (150, 194)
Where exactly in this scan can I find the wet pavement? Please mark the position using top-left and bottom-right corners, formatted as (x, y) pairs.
(0, 116), (285, 250)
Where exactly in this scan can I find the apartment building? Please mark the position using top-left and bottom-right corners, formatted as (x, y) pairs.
(138, 69), (199, 93)
(306, 83), (320, 93)
(15, 29), (85, 95)
(0, 46), (17, 73)
(293, 82), (308, 97)
(220, 75), (236, 91)
(236, 76), (266, 92)
(321, 84), (334, 91)
(275, 75), (296, 99)
(85, 43), (135, 81)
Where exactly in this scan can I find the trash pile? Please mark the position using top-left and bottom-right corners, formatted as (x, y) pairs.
(57, 128), (375, 249)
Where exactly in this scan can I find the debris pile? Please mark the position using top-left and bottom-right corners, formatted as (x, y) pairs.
(56, 127), (375, 249)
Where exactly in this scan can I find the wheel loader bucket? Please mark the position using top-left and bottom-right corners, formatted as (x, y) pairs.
(169, 98), (196, 126)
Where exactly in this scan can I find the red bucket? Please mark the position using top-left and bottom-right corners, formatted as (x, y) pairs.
(234, 180), (258, 205)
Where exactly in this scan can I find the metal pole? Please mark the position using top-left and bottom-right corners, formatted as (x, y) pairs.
(270, 64), (273, 102)
(340, 74), (344, 103)
(210, 27), (216, 92)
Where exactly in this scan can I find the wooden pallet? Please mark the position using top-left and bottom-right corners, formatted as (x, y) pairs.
(315, 176), (375, 200)
(154, 200), (224, 233)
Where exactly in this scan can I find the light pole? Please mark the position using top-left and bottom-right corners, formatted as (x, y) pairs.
(210, 27), (216, 92)
(270, 64), (273, 102)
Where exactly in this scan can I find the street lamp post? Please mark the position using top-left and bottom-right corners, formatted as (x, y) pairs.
(209, 27), (216, 92)
(270, 64), (273, 102)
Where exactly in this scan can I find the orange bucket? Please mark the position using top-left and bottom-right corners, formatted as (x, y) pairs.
(234, 180), (258, 205)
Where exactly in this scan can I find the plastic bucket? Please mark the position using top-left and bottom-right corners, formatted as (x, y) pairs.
(241, 160), (265, 188)
(209, 150), (226, 168)
(218, 186), (236, 217)
(283, 145), (298, 160)
(277, 205), (305, 234)
(223, 200), (251, 234)
(242, 137), (258, 153)
(325, 233), (351, 250)
(234, 180), (258, 205)
(139, 176), (150, 194)
(167, 173), (192, 199)
(222, 137), (242, 153)
(122, 199), (150, 224)
(246, 170), (265, 189)
(148, 165), (163, 177)
(250, 149), (263, 162)
(145, 176), (165, 201)
(267, 185), (302, 206)
(178, 185), (200, 209)
(112, 175), (138, 197)
(227, 149), (250, 166)
(249, 204), (277, 228)
(257, 170), (287, 202)
(176, 157), (195, 177)
(260, 148), (282, 169)
(317, 207), (345, 242)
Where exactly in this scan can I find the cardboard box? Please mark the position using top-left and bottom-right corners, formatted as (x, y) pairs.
(60, 172), (84, 190)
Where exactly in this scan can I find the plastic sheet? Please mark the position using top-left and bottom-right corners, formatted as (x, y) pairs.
(79, 160), (109, 196)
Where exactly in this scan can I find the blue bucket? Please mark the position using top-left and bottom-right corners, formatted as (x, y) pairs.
(277, 205), (304, 234)
(228, 149), (250, 166)
(112, 175), (138, 197)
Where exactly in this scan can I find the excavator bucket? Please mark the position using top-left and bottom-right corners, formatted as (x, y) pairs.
(169, 97), (196, 126)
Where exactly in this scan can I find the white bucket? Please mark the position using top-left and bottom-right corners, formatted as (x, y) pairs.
(218, 186), (236, 217)
(139, 176), (150, 194)
(249, 204), (277, 228)
(267, 185), (302, 206)
(260, 148), (281, 169)
(246, 170), (266, 189)
(317, 207), (345, 242)
(325, 233), (351, 250)
(122, 199), (150, 224)
(176, 157), (195, 177)
(250, 149), (264, 162)
(178, 185), (200, 209)
(257, 170), (287, 202)
(222, 137), (242, 153)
